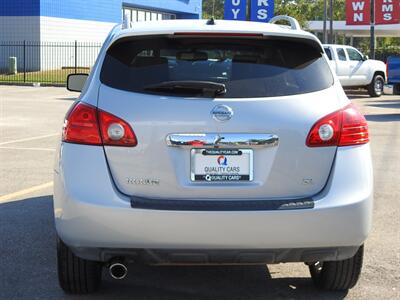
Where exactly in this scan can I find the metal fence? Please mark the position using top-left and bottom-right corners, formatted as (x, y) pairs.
(1, 41), (399, 85)
(0, 41), (102, 85)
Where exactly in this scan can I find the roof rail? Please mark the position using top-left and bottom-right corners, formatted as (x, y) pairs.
(269, 15), (301, 30)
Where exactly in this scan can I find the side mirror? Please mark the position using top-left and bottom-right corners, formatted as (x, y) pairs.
(67, 73), (89, 92)
(363, 55), (369, 61)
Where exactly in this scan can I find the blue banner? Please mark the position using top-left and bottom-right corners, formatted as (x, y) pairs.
(224, 0), (247, 21)
(250, 0), (274, 22)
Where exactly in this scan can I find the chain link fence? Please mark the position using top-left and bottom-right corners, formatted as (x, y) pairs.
(0, 41), (102, 85)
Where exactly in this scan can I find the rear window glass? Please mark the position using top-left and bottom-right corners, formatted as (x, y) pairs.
(100, 36), (334, 98)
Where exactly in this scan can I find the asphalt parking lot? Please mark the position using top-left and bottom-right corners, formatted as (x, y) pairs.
(0, 86), (399, 299)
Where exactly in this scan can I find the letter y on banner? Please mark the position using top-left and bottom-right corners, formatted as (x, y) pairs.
(224, 0), (247, 21)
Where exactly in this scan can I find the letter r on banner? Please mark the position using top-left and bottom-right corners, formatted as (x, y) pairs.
(250, 0), (275, 22)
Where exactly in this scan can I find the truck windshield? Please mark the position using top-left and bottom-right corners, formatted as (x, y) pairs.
(100, 36), (334, 98)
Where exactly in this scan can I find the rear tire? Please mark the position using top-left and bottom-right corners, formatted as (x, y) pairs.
(395, 84), (400, 95)
(368, 74), (384, 97)
(309, 245), (364, 291)
(57, 237), (102, 294)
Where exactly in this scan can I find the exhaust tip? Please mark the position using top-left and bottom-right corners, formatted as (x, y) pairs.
(109, 262), (128, 280)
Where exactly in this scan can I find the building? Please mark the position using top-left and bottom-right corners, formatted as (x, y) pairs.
(0, 0), (202, 42)
(0, 0), (202, 72)
(309, 21), (400, 43)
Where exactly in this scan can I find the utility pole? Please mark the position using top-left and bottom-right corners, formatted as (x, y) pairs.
(323, 0), (327, 43)
(329, 0), (334, 43)
(370, 0), (376, 59)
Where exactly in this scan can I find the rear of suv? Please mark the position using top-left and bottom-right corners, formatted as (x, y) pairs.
(54, 17), (373, 294)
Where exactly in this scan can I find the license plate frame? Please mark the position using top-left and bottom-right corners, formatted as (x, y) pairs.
(190, 148), (253, 182)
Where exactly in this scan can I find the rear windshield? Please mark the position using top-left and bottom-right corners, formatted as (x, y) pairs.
(100, 36), (333, 98)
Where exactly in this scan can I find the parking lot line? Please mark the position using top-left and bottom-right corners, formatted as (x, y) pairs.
(0, 181), (53, 204)
(0, 133), (59, 146)
(0, 146), (56, 152)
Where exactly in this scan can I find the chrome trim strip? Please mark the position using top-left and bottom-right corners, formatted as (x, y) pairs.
(166, 133), (279, 148)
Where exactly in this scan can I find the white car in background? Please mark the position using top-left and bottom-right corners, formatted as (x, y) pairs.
(323, 44), (386, 97)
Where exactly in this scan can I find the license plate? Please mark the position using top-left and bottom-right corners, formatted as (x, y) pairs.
(191, 149), (253, 182)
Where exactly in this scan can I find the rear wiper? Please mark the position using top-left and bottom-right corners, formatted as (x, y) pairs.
(144, 81), (227, 97)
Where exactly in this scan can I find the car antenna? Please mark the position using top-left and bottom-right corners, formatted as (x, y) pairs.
(207, 17), (216, 25)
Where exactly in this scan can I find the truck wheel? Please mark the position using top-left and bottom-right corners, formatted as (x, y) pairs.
(368, 74), (384, 97)
(57, 237), (102, 294)
(309, 245), (363, 291)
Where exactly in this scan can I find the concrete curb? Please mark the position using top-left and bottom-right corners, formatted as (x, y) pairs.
(0, 82), (65, 88)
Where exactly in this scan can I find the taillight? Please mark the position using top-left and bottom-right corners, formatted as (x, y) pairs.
(339, 104), (369, 146)
(63, 102), (137, 147)
(63, 102), (102, 145)
(306, 103), (369, 147)
(98, 110), (137, 147)
(386, 63), (389, 81)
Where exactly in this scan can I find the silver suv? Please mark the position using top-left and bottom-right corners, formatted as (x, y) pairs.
(55, 17), (373, 294)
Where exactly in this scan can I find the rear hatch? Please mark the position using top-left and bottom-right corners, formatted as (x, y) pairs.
(97, 33), (341, 200)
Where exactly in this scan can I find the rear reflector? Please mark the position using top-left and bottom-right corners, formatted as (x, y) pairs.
(63, 102), (137, 147)
(306, 103), (369, 147)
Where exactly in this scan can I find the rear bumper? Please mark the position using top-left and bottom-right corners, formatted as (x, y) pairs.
(54, 143), (373, 261)
(384, 84), (394, 95)
(72, 246), (359, 264)
(384, 83), (400, 95)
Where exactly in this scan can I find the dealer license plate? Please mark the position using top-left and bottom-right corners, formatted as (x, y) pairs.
(190, 149), (253, 182)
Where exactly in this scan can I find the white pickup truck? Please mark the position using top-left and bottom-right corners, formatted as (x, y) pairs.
(323, 44), (386, 97)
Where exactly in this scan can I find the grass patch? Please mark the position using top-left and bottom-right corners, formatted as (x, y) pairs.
(0, 68), (90, 84)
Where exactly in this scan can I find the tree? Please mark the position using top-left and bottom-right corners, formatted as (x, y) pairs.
(203, 0), (224, 19)
(202, 0), (399, 53)
(276, 1), (345, 27)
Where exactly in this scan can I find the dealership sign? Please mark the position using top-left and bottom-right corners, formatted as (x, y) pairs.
(346, 0), (400, 25)
(224, 0), (247, 21)
(375, 0), (400, 24)
(346, 1), (371, 25)
(224, 0), (275, 22)
(250, 0), (275, 22)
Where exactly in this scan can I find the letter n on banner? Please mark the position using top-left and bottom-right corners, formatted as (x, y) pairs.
(346, 0), (371, 25)
(375, 0), (400, 25)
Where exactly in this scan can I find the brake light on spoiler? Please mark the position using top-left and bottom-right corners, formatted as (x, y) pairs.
(174, 32), (264, 37)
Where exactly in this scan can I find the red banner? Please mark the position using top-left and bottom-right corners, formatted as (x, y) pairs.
(375, 0), (400, 24)
(346, 0), (371, 25)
